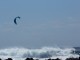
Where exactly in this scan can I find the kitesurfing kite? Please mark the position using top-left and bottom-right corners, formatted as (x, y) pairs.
(14, 16), (21, 25)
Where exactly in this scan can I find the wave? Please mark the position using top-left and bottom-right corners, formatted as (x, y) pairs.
(0, 47), (79, 58)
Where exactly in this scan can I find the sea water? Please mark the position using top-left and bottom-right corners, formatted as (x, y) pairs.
(0, 47), (79, 60)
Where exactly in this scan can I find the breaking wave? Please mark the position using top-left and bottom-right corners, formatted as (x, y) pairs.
(0, 47), (79, 59)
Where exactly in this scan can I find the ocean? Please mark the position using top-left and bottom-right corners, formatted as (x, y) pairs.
(0, 47), (79, 60)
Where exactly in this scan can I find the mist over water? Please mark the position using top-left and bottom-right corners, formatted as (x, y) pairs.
(0, 47), (79, 60)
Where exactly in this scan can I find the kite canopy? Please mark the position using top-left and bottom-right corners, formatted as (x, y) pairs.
(14, 16), (20, 25)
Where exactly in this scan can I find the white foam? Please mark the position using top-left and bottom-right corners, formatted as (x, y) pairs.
(0, 47), (79, 60)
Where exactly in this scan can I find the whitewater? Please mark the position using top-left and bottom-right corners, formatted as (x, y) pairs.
(0, 47), (79, 60)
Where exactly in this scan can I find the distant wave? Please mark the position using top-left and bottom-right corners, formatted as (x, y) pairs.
(0, 47), (78, 58)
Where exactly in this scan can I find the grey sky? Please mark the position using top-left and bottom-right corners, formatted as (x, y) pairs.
(0, 0), (80, 48)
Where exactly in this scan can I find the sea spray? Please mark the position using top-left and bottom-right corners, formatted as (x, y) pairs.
(0, 47), (79, 60)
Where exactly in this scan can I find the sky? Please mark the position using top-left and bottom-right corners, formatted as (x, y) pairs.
(0, 0), (80, 48)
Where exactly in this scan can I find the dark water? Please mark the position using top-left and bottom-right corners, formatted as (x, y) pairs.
(74, 47), (80, 55)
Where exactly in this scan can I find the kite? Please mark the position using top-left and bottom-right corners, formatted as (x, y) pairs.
(14, 16), (21, 25)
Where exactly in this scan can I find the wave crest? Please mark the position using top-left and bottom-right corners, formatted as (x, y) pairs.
(0, 47), (76, 58)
